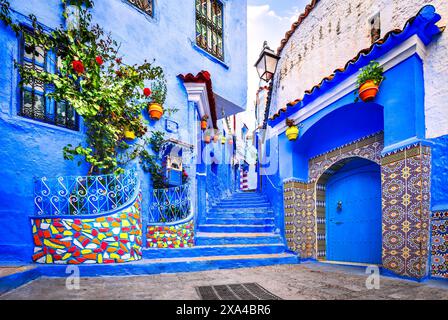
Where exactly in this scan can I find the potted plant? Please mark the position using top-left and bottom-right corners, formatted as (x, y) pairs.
(221, 136), (226, 144)
(149, 78), (167, 120)
(285, 119), (300, 141)
(356, 61), (385, 102)
(124, 126), (136, 140)
(213, 131), (219, 143)
(228, 136), (234, 145)
(200, 115), (208, 131)
(204, 130), (211, 144)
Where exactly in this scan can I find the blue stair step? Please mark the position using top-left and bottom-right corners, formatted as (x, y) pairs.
(142, 244), (287, 259)
(208, 212), (275, 219)
(206, 217), (275, 225)
(197, 224), (276, 233)
(214, 203), (271, 209)
(209, 207), (274, 213)
(195, 232), (283, 246)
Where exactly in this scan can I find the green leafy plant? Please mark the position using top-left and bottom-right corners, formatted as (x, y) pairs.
(139, 131), (167, 189)
(356, 61), (385, 88)
(0, 0), (166, 175)
(164, 106), (179, 117)
(150, 78), (168, 105)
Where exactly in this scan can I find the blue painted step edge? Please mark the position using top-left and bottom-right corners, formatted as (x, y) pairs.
(0, 268), (41, 296)
(195, 235), (283, 246)
(143, 244), (287, 259)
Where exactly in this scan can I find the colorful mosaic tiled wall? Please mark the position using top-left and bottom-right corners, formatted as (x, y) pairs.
(284, 180), (315, 258)
(146, 219), (194, 248)
(431, 211), (448, 278)
(381, 144), (431, 279)
(31, 194), (143, 264)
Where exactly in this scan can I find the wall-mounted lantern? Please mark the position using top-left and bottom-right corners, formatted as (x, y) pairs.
(254, 41), (280, 82)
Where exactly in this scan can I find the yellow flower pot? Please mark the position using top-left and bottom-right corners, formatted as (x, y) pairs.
(148, 103), (164, 120)
(286, 125), (299, 141)
(124, 129), (136, 140)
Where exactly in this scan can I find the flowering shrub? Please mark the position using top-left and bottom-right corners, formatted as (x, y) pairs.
(0, 0), (166, 175)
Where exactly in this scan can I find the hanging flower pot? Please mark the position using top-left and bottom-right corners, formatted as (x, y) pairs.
(124, 127), (136, 141)
(356, 61), (385, 102)
(221, 136), (226, 144)
(285, 119), (299, 141)
(358, 80), (379, 102)
(200, 115), (209, 131)
(213, 134), (219, 143)
(204, 134), (211, 144)
(228, 138), (234, 145)
(148, 103), (164, 120)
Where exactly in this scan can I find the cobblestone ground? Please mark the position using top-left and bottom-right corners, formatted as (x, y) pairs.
(1, 263), (448, 300)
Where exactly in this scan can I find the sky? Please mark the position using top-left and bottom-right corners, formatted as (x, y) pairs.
(241, 0), (309, 131)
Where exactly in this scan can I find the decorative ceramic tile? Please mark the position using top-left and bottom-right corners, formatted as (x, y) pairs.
(146, 219), (194, 248)
(431, 211), (448, 279)
(381, 145), (431, 279)
(31, 193), (143, 264)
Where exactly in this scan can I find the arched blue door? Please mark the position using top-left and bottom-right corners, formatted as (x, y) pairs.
(326, 158), (382, 264)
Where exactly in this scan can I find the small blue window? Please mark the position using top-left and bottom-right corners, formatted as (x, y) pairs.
(20, 29), (78, 130)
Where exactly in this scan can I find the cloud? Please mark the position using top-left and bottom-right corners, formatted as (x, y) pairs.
(240, 5), (301, 131)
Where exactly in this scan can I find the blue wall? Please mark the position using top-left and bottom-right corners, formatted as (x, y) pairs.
(0, 0), (247, 263)
(430, 134), (448, 211)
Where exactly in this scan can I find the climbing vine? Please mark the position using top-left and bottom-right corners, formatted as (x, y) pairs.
(0, 0), (166, 175)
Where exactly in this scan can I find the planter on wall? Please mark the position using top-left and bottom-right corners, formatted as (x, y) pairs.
(148, 103), (164, 120)
(204, 135), (211, 144)
(286, 125), (299, 141)
(124, 128), (136, 140)
(359, 80), (379, 102)
(213, 134), (219, 143)
(201, 120), (207, 131)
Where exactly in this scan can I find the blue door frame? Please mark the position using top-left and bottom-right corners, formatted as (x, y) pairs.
(326, 159), (382, 264)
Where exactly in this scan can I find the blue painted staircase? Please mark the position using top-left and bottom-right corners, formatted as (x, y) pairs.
(142, 191), (299, 272)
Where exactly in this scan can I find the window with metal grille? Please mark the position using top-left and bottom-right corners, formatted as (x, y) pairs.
(20, 30), (78, 130)
(195, 0), (224, 61)
(127, 0), (154, 17)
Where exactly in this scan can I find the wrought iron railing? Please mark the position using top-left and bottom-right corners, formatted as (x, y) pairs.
(149, 184), (191, 223)
(34, 169), (139, 216)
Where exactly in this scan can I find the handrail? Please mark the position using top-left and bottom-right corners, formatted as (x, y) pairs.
(33, 169), (138, 216)
(149, 183), (191, 223)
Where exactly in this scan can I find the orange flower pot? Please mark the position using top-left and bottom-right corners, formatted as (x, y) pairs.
(228, 139), (233, 145)
(148, 103), (164, 120)
(204, 135), (211, 144)
(201, 120), (207, 131)
(213, 135), (219, 143)
(359, 80), (379, 102)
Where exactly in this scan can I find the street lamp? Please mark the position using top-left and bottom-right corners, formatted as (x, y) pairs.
(254, 41), (280, 82)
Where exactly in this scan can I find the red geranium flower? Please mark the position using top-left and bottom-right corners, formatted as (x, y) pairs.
(115, 57), (122, 64)
(95, 56), (103, 65)
(143, 88), (151, 97)
(72, 60), (85, 74)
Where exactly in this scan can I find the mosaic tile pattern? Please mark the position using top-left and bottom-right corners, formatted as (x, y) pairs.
(31, 193), (143, 264)
(431, 211), (448, 279)
(309, 133), (384, 182)
(146, 219), (194, 248)
(381, 145), (431, 279)
(284, 180), (315, 259)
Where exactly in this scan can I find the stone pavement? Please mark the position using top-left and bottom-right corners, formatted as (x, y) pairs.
(1, 263), (448, 300)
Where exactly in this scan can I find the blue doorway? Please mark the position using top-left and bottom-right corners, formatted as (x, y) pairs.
(325, 158), (382, 264)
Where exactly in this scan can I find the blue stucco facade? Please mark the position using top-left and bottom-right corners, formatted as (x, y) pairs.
(0, 0), (247, 263)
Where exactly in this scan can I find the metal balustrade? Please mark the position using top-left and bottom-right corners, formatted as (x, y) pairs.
(34, 169), (138, 216)
(149, 183), (191, 223)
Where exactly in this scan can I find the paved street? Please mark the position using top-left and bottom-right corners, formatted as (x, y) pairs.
(2, 263), (448, 300)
